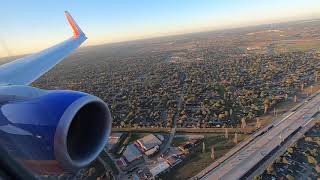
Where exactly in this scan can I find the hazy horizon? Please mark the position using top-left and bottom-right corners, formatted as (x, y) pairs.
(0, 0), (320, 58)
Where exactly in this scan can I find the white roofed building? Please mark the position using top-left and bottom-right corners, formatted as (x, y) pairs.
(137, 134), (163, 152)
(149, 160), (170, 177)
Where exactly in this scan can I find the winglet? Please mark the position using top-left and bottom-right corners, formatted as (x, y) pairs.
(65, 11), (85, 39)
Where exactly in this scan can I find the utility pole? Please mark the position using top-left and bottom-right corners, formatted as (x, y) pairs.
(211, 146), (215, 160)
(256, 118), (261, 129)
(234, 133), (238, 144)
(273, 108), (277, 117)
(241, 118), (246, 128)
(279, 131), (283, 145)
(225, 128), (229, 139)
(202, 142), (206, 153)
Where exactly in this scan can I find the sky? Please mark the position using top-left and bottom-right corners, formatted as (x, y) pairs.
(0, 0), (319, 57)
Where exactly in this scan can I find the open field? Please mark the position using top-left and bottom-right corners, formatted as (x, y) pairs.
(275, 40), (320, 53)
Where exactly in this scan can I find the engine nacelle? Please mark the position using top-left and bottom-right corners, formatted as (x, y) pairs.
(0, 86), (112, 173)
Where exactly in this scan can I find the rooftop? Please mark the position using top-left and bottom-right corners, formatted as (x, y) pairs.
(149, 160), (170, 177)
(137, 134), (163, 151)
(123, 144), (142, 163)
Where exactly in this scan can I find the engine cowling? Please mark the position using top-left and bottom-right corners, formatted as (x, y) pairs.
(0, 86), (112, 173)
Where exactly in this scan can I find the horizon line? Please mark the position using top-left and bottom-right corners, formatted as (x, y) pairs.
(1, 16), (320, 59)
(83, 16), (320, 48)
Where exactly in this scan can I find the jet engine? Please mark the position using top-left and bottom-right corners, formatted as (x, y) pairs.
(0, 86), (112, 173)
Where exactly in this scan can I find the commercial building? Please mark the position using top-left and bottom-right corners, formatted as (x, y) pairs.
(137, 134), (163, 152)
(148, 160), (170, 177)
(165, 155), (182, 167)
(123, 144), (142, 163)
(107, 133), (122, 150)
(144, 145), (160, 157)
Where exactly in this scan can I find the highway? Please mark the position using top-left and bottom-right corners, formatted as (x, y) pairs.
(247, 118), (318, 179)
(194, 93), (320, 180)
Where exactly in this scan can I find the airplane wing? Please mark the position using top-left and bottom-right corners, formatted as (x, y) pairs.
(0, 11), (87, 86)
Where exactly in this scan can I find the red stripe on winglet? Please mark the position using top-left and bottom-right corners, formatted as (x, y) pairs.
(65, 12), (80, 39)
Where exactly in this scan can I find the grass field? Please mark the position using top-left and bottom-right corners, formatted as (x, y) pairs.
(274, 40), (320, 53)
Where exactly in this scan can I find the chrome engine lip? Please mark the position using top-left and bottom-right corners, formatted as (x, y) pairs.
(53, 95), (112, 171)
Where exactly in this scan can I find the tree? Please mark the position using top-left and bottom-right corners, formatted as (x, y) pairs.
(263, 98), (270, 113)
(286, 175), (294, 180)
(310, 149), (318, 157)
(287, 147), (293, 154)
(282, 157), (289, 165)
(266, 164), (275, 175)
(253, 176), (262, 180)
(275, 157), (281, 163)
(218, 113), (226, 120)
(315, 164), (320, 173)
(305, 137), (313, 142)
(307, 155), (317, 165)
(180, 110), (185, 115)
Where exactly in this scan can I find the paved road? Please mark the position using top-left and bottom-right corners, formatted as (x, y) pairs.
(196, 93), (320, 180)
(157, 72), (187, 155)
(247, 119), (318, 179)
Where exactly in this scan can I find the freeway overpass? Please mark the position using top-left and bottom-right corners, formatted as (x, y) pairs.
(193, 93), (320, 180)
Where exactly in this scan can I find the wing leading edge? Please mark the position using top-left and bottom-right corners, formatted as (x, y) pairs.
(0, 11), (87, 86)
